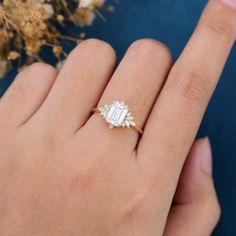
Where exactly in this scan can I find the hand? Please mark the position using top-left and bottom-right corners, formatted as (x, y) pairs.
(0, 0), (235, 235)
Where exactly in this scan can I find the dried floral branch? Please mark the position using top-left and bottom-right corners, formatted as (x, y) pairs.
(0, 0), (109, 78)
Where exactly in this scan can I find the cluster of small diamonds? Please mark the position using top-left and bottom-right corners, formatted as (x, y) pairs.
(99, 105), (109, 117)
(122, 112), (135, 128)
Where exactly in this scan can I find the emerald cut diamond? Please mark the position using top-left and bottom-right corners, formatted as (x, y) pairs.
(99, 101), (135, 129)
(106, 101), (128, 127)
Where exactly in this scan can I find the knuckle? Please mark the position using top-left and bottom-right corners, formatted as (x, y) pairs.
(76, 38), (116, 60)
(14, 62), (57, 102)
(199, 197), (221, 225)
(22, 62), (56, 76)
(211, 199), (222, 223)
(18, 62), (57, 84)
(204, 13), (234, 42)
(171, 63), (210, 102)
(130, 39), (172, 66)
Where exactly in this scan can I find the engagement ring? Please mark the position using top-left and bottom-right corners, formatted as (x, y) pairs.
(92, 101), (143, 135)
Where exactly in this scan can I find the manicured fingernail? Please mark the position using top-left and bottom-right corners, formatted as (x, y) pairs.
(199, 137), (212, 175)
(221, 0), (236, 8)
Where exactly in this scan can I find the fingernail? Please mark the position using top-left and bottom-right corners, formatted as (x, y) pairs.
(199, 137), (213, 175)
(221, 0), (236, 8)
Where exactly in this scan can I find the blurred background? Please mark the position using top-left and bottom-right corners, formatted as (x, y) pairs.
(1, 0), (235, 235)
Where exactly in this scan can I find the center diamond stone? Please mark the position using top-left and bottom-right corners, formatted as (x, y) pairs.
(106, 101), (128, 127)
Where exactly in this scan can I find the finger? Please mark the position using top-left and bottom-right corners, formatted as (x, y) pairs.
(164, 138), (221, 236)
(28, 39), (116, 139)
(139, 0), (236, 187)
(86, 39), (172, 151)
(0, 63), (57, 128)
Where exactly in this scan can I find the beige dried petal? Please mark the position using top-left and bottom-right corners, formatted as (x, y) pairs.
(75, 8), (96, 27)
(2, 0), (11, 7)
(80, 32), (86, 39)
(79, 0), (94, 8)
(41, 4), (54, 20)
(57, 14), (64, 23)
(107, 5), (114, 13)
(7, 51), (20, 60)
(79, 0), (105, 9)
(53, 46), (62, 57)
(25, 40), (42, 56)
(0, 60), (10, 78)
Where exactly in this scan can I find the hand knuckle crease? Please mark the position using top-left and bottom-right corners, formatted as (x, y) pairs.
(205, 14), (233, 41)
(173, 65), (209, 102)
(131, 40), (171, 66)
(201, 202), (221, 224)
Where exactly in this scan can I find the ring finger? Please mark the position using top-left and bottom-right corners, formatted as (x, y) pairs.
(84, 39), (172, 152)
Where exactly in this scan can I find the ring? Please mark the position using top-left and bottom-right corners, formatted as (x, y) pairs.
(92, 101), (143, 135)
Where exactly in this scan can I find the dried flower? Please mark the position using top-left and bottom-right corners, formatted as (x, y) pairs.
(107, 5), (114, 13)
(79, 0), (105, 9)
(57, 14), (64, 23)
(79, 0), (94, 8)
(79, 32), (86, 39)
(75, 8), (96, 27)
(0, 0), (112, 79)
(0, 60), (10, 78)
(7, 51), (20, 60)
(53, 46), (63, 58)
(41, 3), (55, 20)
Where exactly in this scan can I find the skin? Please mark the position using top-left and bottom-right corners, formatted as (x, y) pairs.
(0, 0), (235, 235)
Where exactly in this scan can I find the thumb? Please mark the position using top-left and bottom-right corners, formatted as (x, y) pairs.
(164, 137), (221, 236)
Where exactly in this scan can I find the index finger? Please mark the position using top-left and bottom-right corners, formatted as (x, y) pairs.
(139, 0), (236, 186)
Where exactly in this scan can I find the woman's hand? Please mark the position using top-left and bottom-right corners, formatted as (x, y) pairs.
(0, 0), (235, 235)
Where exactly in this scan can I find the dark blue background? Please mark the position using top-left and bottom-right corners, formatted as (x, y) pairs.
(1, 0), (235, 235)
